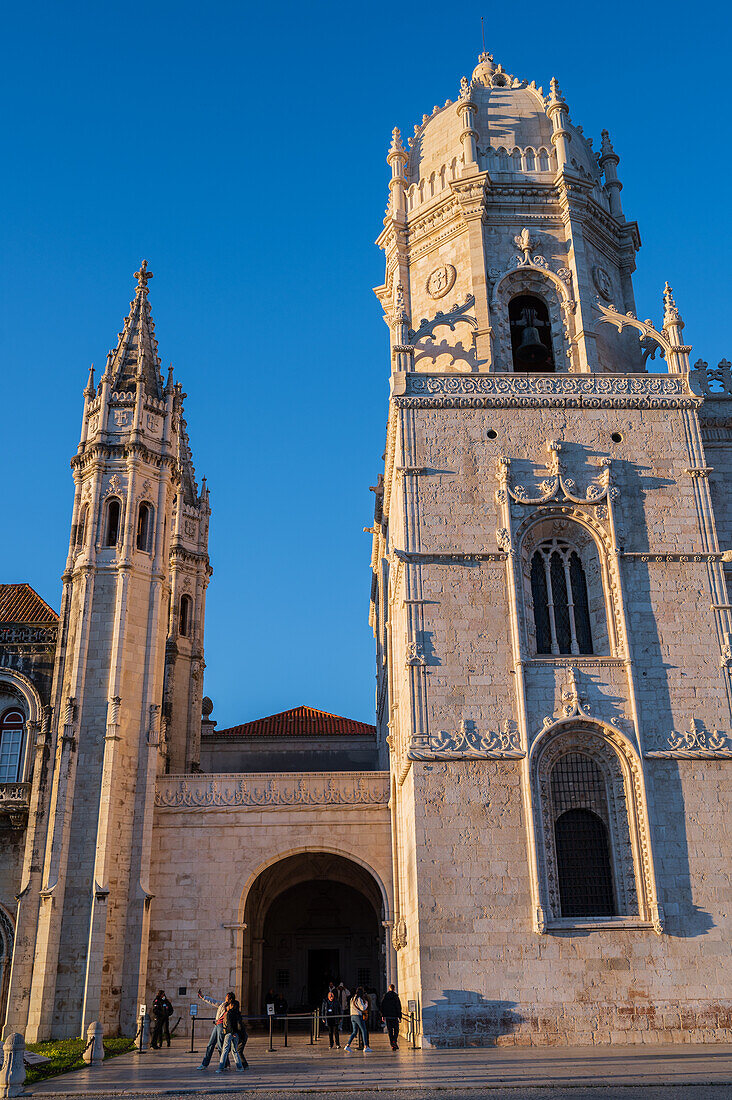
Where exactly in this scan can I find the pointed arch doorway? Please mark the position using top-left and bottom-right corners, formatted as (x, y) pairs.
(241, 852), (386, 1016)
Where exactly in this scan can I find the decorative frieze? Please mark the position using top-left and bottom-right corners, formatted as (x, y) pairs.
(395, 373), (696, 409)
(0, 626), (58, 645)
(155, 771), (390, 809)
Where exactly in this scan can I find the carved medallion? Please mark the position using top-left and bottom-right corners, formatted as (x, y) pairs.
(592, 264), (613, 301)
(426, 264), (457, 299)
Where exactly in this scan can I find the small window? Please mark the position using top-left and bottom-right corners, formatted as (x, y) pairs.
(0, 709), (25, 783)
(136, 502), (153, 552)
(356, 968), (371, 988)
(105, 499), (121, 547)
(179, 594), (192, 638)
(509, 294), (555, 372)
(275, 969), (290, 989)
(76, 504), (89, 549)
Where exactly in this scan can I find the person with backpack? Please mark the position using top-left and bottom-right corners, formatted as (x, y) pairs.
(323, 989), (341, 1049)
(343, 987), (371, 1053)
(151, 990), (174, 1049)
(216, 998), (248, 1073)
(381, 984), (402, 1050)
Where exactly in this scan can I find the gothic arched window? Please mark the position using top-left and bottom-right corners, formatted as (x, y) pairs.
(136, 502), (153, 552)
(179, 594), (192, 638)
(104, 498), (121, 547)
(509, 294), (555, 372)
(0, 709), (24, 783)
(550, 753), (616, 917)
(530, 538), (593, 655)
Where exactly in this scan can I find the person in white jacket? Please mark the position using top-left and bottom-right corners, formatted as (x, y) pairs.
(344, 987), (371, 1053)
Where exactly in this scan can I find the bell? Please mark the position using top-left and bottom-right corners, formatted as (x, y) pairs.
(516, 322), (549, 366)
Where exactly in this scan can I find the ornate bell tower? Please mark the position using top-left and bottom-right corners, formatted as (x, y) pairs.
(5, 264), (211, 1040)
(370, 51), (732, 1046)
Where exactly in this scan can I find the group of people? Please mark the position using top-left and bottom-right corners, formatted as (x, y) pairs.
(196, 988), (249, 1072)
(321, 982), (403, 1052)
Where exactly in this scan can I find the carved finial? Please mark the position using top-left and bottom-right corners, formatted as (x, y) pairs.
(85, 363), (95, 397)
(514, 227), (533, 261)
(663, 281), (682, 327)
(389, 126), (405, 154)
(549, 77), (562, 101)
(600, 129), (615, 158)
(460, 75), (470, 98)
(134, 259), (153, 292)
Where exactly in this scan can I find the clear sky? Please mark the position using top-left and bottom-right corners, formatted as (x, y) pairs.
(2, 1), (729, 729)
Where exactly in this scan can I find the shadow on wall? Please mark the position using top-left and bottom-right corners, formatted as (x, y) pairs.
(649, 760), (715, 938)
(422, 991), (522, 1048)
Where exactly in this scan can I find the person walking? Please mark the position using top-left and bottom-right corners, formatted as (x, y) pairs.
(381, 984), (402, 1050)
(216, 998), (248, 1073)
(323, 989), (341, 1048)
(343, 987), (371, 1053)
(196, 989), (233, 1070)
(151, 990), (174, 1049)
(337, 982), (350, 1034)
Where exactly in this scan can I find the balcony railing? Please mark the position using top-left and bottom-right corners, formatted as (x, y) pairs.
(0, 783), (31, 827)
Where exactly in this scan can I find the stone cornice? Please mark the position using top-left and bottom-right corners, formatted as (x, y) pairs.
(392, 372), (698, 409)
(155, 771), (390, 809)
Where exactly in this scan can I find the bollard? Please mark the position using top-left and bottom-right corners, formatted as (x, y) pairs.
(283, 1015), (288, 1048)
(83, 1021), (104, 1066)
(309, 1011), (314, 1045)
(189, 1017), (195, 1055)
(410, 1011), (416, 1050)
(268, 1014), (274, 1052)
(140, 1013), (151, 1052)
(0, 1033), (25, 1098)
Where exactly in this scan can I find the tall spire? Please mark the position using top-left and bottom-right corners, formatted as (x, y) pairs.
(108, 262), (164, 399)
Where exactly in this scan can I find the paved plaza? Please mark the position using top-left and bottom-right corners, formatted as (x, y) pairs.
(26, 1031), (732, 1098)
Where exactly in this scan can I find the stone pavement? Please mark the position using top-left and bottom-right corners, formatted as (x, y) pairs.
(26, 1031), (732, 1098)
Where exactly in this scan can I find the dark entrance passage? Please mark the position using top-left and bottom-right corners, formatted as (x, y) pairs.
(308, 948), (339, 1008)
(242, 853), (385, 1016)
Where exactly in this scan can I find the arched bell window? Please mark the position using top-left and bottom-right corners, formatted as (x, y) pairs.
(509, 294), (555, 372)
(104, 498), (121, 547)
(136, 502), (153, 552)
(530, 538), (593, 655)
(550, 753), (617, 917)
(0, 709), (25, 783)
(179, 594), (192, 638)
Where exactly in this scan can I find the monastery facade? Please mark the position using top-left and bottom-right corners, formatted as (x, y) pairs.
(1, 51), (731, 1048)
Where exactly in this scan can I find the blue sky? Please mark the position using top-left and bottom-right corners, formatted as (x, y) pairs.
(2, 1), (729, 728)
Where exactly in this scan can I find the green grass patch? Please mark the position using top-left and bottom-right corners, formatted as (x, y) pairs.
(25, 1037), (136, 1084)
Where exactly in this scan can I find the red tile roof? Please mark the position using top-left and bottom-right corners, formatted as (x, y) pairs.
(211, 705), (376, 740)
(0, 584), (59, 624)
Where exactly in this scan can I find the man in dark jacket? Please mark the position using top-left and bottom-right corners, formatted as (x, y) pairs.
(380, 985), (402, 1050)
(151, 990), (174, 1049)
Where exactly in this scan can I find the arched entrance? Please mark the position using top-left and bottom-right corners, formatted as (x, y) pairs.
(242, 852), (386, 1016)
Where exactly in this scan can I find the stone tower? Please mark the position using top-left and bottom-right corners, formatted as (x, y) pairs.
(370, 52), (732, 1045)
(5, 265), (211, 1040)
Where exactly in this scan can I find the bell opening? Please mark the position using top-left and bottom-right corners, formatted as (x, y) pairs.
(509, 294), (555, 373)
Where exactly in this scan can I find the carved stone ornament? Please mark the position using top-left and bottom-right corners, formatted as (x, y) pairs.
(409, 719), (523, 760)
(108, 475), (122, 494)
(406, 641), (427, 667)
(155, 771), (390, 808)
(426, 264), (457, 299)
(398, 372), (694, 409)
(114, 409), (131, 427)
(392, 916), (407, 951)
(645, 720), (732, 759)
(496, 441), (616, 508)
(592, 264), (613, 301)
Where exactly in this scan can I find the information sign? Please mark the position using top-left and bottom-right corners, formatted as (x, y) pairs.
(266, 1003), (275, 1016)
(190, 1004), (198, 1017)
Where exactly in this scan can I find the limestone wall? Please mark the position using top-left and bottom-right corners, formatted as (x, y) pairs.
(147, 771), (393, 1033)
